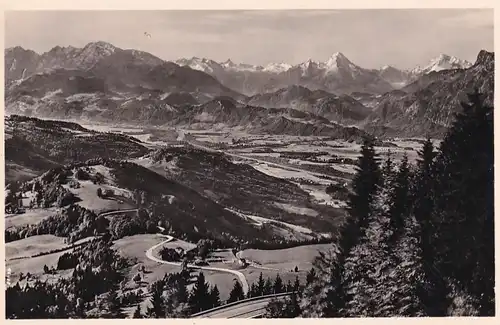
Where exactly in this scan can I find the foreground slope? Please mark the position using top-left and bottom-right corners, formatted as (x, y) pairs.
(5, 115), (149, 182)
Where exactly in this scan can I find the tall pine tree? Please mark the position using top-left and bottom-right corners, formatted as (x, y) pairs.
(342, 163), (396, 317)
(388, 154), (411, 244)
(228, 280), (245, 303)
(188, 272), (212, 314)
(411, 138), (447, 315)
(432, 89), (494, 315)
(210, 285), (221, 308)
(257, 272), (266, 296)
(273, 274), (285, 294)
(147, 280), (165, 318)
(300, 136), (382, 317)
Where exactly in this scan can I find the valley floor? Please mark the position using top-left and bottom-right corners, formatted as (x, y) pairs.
(5, 123), (426, 317)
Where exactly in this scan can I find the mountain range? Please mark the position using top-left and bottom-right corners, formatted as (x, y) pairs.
(175, 52), (473, 96)
(4, 41), (493, 138)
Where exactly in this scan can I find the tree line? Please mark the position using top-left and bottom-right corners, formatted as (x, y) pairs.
(295, 89), (494, 317)
(136, 271), (303, 318)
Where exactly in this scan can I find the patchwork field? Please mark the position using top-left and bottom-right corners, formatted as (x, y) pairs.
(6, 234), (67, 260)
(239, 243), (333, 272)
(5, 208), (59, 229)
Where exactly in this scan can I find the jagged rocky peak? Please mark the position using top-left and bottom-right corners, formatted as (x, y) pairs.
(413, 53), (472, 74)
(325, 52), (351, 66)
(475, 50), (494, 65)
(82, 41), (117, 55)
(263, 62), (292, 73)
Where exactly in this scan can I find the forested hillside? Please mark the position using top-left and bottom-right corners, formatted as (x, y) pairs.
(266, 89), (494, 317)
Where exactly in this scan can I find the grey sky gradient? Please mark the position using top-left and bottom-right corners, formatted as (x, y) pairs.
(5, 9), (493, 70)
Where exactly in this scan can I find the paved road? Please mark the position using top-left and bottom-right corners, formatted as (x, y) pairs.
(191, 293), (293, 318)
(195, 299), (271, 318)
(96, 209), (250, 294)
(144, 235), (249, 295)
(99, 209), (138, 218)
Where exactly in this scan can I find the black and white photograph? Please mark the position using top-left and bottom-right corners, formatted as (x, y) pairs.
(3, 5), (495, 319)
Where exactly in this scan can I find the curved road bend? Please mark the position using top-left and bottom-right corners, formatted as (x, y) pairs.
(96, 209), (248, 294)
(145, 235), (249, 295)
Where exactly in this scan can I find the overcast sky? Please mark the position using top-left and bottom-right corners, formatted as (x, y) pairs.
(5, 9), (493, 69)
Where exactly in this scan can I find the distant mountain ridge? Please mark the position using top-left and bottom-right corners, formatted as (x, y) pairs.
(364, 50), (493, 137)
(5, 42), (493, 139)
(246, 85), (371, 124)
(175, 51), (474, 96)
(5, 41), (245, 102)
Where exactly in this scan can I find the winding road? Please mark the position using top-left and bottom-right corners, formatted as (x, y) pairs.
(144, 234), (250, 295)
(99, 209), (139, 218)
(100, 209), (250, 295)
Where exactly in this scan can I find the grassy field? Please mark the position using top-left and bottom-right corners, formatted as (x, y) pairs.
(241, 266), (308, 291)
(112, 234), (180, 290)
(238, 243), (333, 289)
(5, 208), (59, 229)
(60, 165), (135, 213)
(239, 243), (333, 272)
(160, 238), (197, 252)
(6, 234), (97, 286)
(187, 269), (237, 302)
(6, 234), (67, 260)
(6, 249), (70, 284)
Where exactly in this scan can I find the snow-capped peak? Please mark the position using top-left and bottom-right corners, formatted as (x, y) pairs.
(175, 56), (219, 73)
(324, 52), (356, 71)
(412, 54), (472, 75)
(220, 59), (263, 72)
(263, 62), (292, 73)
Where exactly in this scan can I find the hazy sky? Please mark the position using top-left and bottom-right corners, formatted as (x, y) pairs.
(5, 9), (494, 69)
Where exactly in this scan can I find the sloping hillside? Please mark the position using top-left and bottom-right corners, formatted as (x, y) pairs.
(138, 147), (345, 235)
(7, 159), (282, 245)
(5, 115), (149, 182)
(246, 85), (371, 123)
(365, 50), (494, 137)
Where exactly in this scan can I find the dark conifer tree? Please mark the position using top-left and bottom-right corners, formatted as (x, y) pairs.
(411, 138), (445, 315)
(381, 150), (396, 185)
(432, 89), (494, 315)
(348, 135), (382, 233)
(210, 285), (221, 308)
(305, 268), (316, 286)
(147, 280), (165, 318)
(257, 272), (266, 296)
(413, 138), (436, 254)
(286, 280), (294, 293)
(388, 154), (411, 244)
(293, 276), (301, 293)
(263, 277), (273, 296)
(273, 274), (285, 294)
(343, 166), (395, 316)
(228, 280), (245, 303)
(188, 272), (212, 313)
(300, 135), (381, 317)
